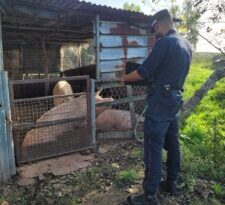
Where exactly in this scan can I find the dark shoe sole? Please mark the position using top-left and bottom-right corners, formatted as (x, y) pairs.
(127, 195), (160, 205)
(160, 181), (177, 196)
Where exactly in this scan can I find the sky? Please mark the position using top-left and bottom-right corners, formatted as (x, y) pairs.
(83, 0), (220, 53)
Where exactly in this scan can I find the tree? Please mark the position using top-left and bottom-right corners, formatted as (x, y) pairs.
(141, 0), (201, 49)
(181, 67), (225, 122)
(193, 0), (225, 54)
(135, 0), (225, 121)
(180, 0), (201, 49)
(123, 2), (142, 12)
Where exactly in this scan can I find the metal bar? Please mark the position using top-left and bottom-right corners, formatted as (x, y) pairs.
(13, 116), (87, 130)
(99, 20), (148, 26)
(97, 131), (144, 140)
(1, 72), (16, 176)
(0, 13), (3, 72)
(100, 57), (145, 62)
(96, 95), (147, 106)
(90, 79), (96, 150)
(98, 33), (153, 37)
(99, 46), (152, 49)
(97, 131), (133, 139)
(2, 25), (91, 34)
(18, 146), (93, 164)
(95, 15), (100, 80)
(0, 13), (11, 181)
(127, 85), (137, 131)
(0, 110), (10, 180)
(42, 38), (49, 96)
(12, 93), (84, 103)
(8, 77), (21, 166)
(86, 78), (92, 144)
(9, 75), (90, 85)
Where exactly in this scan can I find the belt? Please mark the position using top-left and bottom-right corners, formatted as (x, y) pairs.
(147, 84), (183, 97)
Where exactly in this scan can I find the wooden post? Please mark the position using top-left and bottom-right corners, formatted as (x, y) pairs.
(42, 38), (49, 95)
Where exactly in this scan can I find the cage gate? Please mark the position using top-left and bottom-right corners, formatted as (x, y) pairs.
(9, 76), (94, 164)
(95, 82), (147, 139)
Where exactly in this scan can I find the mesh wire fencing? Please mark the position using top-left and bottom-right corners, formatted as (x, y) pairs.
(10, 77), (93, 163)
(96, 83), (147, 135)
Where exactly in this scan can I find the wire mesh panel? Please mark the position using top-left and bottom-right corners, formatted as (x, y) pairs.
(132, 85), (148, 112)
(96, 82), (147, 138)
(10, 76), (93, 164)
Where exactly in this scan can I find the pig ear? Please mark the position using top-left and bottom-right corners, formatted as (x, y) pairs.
(96, 89), (102, 96)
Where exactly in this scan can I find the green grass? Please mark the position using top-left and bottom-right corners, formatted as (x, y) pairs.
(180, 52), (225, 183)
(115, 169), (138, 185)
(183, 62), (213, 100)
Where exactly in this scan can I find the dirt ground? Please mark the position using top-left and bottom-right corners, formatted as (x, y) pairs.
(0, 140), (224, 205)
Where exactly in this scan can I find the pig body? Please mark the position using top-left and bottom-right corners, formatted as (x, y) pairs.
(23, 80), (115, 147)
(22, 96), (87, 147)
(96, 109), (144, 132)
(22, 92), (113, 147)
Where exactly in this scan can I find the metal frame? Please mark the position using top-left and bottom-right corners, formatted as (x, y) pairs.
(95, 82), (147, 139)
(0, 12), (16, 181)
(94, 15), (100, 80)
(9, 76), (96, 163)
(93, 18), (154, 140)
(90, 79), (96, 150)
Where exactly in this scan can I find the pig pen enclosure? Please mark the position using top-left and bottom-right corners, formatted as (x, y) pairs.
(9, 76), (95, 163)
(1, 0), (155, 165)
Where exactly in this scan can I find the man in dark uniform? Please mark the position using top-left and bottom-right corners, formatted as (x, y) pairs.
(121, 9), (192, 205)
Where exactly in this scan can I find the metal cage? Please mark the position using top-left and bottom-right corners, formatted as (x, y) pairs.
(9, 76), (95, 164)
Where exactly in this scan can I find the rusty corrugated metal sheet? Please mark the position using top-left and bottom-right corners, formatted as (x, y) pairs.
(97, 21), (155, 81)
(100, 59), (144, 73)
(99, 22), (149, 35)
(100, 35), (153, 48)
(100, 48), (148, 60)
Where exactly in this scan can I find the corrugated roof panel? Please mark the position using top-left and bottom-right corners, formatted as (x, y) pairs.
(9, 0), (152, 24)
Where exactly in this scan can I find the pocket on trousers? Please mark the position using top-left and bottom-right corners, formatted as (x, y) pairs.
(145, 96), (182, 122)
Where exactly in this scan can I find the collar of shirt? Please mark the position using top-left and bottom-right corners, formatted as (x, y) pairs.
(165, 29), (176, 36)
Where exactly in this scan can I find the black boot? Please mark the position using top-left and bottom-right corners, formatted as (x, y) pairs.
(126, 194), (160, 205)
(160, 180), (177, 196)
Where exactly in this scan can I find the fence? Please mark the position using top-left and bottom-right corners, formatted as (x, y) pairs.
(96, 82), (147, 139)
(9, 76), (95, 164)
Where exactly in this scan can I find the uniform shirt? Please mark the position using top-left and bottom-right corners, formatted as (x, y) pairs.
(137, 29), (192, 91)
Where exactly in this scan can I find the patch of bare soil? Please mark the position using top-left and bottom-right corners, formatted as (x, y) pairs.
(0, 140), (224, 205)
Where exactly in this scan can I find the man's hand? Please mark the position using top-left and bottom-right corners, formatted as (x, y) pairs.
(121, 70), (143, 83)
